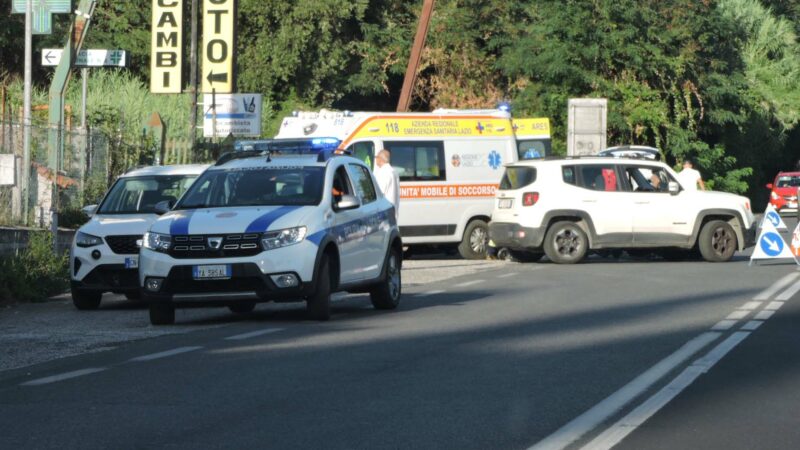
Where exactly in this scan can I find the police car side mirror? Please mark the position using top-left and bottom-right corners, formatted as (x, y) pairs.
(336, 195), (361, 211)
(668, 182), (680, 196)
(154, 200), (173, 215)
(81, 204), (98, 217)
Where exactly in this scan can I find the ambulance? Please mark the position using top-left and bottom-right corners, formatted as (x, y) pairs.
(275, 109), (551, 259)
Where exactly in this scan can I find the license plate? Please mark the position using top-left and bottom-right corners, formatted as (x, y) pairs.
(499, 198), (513, 209)
(192, 264), (232, 280)
(124, 256), (138, 269)
(789, 202), (798, 209)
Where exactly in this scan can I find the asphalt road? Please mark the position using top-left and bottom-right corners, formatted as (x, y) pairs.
(1, 224), (799, 449)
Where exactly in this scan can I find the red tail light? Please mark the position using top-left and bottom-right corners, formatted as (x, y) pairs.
(523, 192), (539, 206)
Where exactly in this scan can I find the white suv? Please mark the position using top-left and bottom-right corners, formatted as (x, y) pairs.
(139, 143), (402, 325)
(489, 157), (756, 264)
(70, 165), (208, 310)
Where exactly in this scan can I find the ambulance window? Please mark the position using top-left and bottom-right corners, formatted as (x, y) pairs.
(346, 164), (377, 204)
(518, 139), (551, 160)
(384, 141), (446, 182)
(346, 142), (375, 168)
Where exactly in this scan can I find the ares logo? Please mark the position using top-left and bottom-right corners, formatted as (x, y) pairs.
(207, 237), (223, 250)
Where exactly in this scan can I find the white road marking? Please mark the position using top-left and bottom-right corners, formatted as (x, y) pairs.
(583, 332), (750, 450)
(738, 301), (762, 311)
(755, 310), (776, 320)
(416, 289), (446, 297)
(775, 279), (800, 301)
(764, 301), (785, 311)
(528, 332), (720, 450)
(21, 368), (107, 386)
(128, 346), (203, 362)
(741, 320), (763, 331)
(712, 320), (737, 331)
(498, 273), (518, 279)
(454, 279), (483, 288)
(754, 273), (799, 300)
(224, 328), (283, 341)
(726, 310), (749, 320)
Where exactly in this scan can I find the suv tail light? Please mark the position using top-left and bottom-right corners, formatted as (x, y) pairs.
(523, 192), (539, 207)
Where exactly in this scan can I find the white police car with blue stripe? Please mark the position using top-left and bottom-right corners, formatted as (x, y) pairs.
(139, 139), (403, 325)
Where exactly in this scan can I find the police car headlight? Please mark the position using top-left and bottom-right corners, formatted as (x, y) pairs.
(261, 226), (307, 250)
(143, 232), (172, 252)
(76, 231), (103, 248)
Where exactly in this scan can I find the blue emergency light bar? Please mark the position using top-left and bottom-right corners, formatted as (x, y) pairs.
(218, 138), (350, 166)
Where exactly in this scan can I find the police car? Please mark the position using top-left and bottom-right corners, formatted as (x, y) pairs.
(139, 139), (403, 325)
(70, 165), (208, 310)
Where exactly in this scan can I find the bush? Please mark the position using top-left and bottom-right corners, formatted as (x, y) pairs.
(0, 232), (69, 303)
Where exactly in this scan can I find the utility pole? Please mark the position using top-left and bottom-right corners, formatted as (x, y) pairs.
(22, 0), (32, 224)
(397, 0), (435, 112)
(188, 0), (199, 154)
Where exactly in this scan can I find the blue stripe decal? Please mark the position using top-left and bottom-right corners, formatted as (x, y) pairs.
(169, 210), (195, 235)
(245, 206), (302, 233)
(306, 230), (327, 246)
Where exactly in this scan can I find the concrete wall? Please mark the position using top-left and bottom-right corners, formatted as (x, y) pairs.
(0, 227), (74, 257)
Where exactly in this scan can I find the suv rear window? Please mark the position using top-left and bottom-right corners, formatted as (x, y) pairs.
(500, 167), (537, 190)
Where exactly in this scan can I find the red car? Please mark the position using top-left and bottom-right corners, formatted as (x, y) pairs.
(767, 171), (800, 214)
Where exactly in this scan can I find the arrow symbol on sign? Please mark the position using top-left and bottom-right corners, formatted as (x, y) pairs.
(206, 70), (228, 84)
(764, 237), (780, 252)
(44, 51), (56, 64)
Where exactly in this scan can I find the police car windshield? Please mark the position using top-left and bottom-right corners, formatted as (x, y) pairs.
(97, 175), (198, 214)
(176, 166), (325, 209)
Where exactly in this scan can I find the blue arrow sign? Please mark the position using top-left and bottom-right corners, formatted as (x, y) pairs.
(760, 232), (784, 257)
(767, 211), (781, 227)
(11, 0), (71, 35)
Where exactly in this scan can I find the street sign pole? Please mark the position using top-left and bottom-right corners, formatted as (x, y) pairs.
(22, 0), (32, 224)
(188, 0), (199, 154)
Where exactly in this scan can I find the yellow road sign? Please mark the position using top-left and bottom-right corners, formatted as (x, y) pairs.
(202, 0), (236, 93)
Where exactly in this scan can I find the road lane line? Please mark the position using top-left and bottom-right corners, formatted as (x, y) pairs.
(498, 273), (518, 279)
(741, 320), (763, 331)
(726, 310), (749, 320)
(583, 332), (750, 450)
(528, 332), (720, 450)
(225, 328), (283, 341)
(416, 289), (446, 297)
(712, 320), (737, 330)
(764, 301), (785, 311)
(128, 346), (203, 362)
(775, 279), (800, 301)
(21, 368), (107, 386)
(754, 273), (799, 300)
(454, 280), (483, 288)
(755, 310), (775, 320)
(738, 301), (762, 311)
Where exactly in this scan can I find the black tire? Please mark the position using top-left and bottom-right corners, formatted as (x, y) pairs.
(458, 220), (489, 260)
(149, 303), (175, 325)
(698, 220), (738, 262)
(307, 255), (331, 321)
(543, 221), (589, 264)
(509, 249), (544, 263)
(228, 302), (256, 314)
(124, 291), (141, 301)
(370, 247), (402, 310)
(71, 287), (102, 310)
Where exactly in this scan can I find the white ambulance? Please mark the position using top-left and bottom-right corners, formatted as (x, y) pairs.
(275, 109), (551, 259)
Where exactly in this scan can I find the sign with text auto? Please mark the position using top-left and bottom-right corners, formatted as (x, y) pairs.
(203, 93), (261, 137)
(151, 0), (183, 93)
(202, 0), (236, 94)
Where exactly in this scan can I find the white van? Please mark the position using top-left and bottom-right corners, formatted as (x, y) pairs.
(275, 109), (551, 259)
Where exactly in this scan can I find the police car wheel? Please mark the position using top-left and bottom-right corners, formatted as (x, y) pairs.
(229, 302), (256, 314)
(458, 220), (489, 260)
(698, 220), (737, 262)
(307, 256), (332, 321)
(149, 303), (175, 325)
(71, 287), (102, 310)
(371, 247), (402, 310)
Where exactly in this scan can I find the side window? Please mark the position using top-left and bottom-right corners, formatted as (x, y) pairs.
(346, 164), (377, 204)
(575, 165), (620, 192)
(347, 141), (375, 169)
(624, 166), (673, 193)
(562, 166), (576, 185)
(332, 166), (354, 207)
(384, 141), (446, 181)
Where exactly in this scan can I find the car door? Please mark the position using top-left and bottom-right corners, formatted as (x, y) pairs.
(331, 164), (367, 284)
(571, 163), (634, 246)
(345, 162), (384, 280)
(623, 164), (693, 245)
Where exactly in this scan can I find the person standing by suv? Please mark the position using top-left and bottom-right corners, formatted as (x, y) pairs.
(374, 149), (400, 219)
(677, 158), (706, 191)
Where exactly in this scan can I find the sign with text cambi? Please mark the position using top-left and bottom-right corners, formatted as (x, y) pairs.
(202, 0), (236, 94)
(151, 0), (183, 93)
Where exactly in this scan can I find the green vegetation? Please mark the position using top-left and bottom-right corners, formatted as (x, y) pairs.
(1, 0), (799, 204)
(0, 232), (69, 303)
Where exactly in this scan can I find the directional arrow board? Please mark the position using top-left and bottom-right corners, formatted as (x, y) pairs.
(763, 205), (788, 230)
(42, 49), (127, 67)
(760, 232), (784, 257)
(750, 218), (798, 264)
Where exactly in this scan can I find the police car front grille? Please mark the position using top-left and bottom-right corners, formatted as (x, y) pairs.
(105, 235), (141, 255)
(168, 234), (263, 258)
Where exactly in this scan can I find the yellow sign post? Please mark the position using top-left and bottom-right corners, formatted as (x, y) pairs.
(151, 0), (183, 93)
(202, 0), (236, 93)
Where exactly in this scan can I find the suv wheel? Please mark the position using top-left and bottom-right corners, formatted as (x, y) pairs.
(370, 247), (402, 310)
(458, 220), (489, 260)
(698, 220), (737, 262)
(71, 287), (102, 310)
(544, 221), (588, 264)
(307, 255), (332, 321)
(149, 303), (175, 325)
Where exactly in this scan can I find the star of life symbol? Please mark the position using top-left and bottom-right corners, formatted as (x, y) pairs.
(488, 150), (502, 170)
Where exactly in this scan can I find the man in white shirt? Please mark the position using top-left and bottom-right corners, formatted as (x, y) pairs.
(677, 159), (706, 191)
(374, 149), (400, 219)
